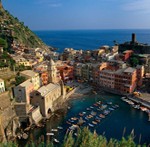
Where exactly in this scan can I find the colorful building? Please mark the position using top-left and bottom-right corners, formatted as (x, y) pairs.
(99, 66), (137, 94)
(57, 64), (74, 82)
(20, 70), (40, 90)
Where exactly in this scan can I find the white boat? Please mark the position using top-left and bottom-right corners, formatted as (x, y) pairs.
(46, 132), (54, 136)
(88, 123), (94, 127)
(57, 126), (63, 129)
(107, 102), (112, 105)
(109, 108), (114, 111)
(54, 138), (59, 143)
(51, 129), (58, 132)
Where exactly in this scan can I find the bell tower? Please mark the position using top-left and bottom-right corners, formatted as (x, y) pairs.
(47, 58), (58, 83)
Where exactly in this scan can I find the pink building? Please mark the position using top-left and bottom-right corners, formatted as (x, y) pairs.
(14, 79), (34, 104)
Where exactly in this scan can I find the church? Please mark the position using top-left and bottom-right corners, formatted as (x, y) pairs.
(30, 59), (66, 118)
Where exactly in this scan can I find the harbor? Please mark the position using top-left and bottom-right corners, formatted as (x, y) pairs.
(17, 93), (150, 146)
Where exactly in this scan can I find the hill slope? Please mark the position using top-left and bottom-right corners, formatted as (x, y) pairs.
(0, 2), (48, 50)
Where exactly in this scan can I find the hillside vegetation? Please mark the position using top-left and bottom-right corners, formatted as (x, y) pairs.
(0, 1), (48, 50)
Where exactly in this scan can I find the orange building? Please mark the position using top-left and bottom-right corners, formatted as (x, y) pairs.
(57, 65), (74, 82)
(99, 63), (138, 94)
(41, 72), (49, 85)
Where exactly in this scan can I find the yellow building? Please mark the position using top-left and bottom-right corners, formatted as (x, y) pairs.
(20, 70), (40, 90)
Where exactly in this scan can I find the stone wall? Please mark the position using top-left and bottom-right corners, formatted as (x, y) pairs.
(0, 91), (17, 142)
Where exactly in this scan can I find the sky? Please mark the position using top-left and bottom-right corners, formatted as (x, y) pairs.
(2, 0), (150, 30)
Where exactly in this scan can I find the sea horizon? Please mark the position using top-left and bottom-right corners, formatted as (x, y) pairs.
(33, 28), (150, 32)
(34, 29), (150, 52)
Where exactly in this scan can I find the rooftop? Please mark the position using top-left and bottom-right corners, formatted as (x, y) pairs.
(124, 67), (136, 73)
(20, 70), (38, 78)
(37, 83), (60, 97)
(0, 78), (4, 82)
(20, 79), (33, 88)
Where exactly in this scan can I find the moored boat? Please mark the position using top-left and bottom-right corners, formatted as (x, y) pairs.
(54, 138), (59, 143)
(51, 129), (58, 132)
(99, 114), (105, 118)
(92, 121), (97, 125)
(95, 119), (100, 123)
(57, 126), (63, 129)
(46, 132), (54, 136)
(109, 107), (114, 111)
(71, 117), (78, 120)
(88, 123), (94, 127)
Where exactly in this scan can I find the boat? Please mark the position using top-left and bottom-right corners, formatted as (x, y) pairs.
(99, 114), (105, 118)
(92, 121), (97, 125)
(93, 91), (97, 94)
(108, 107), (114, 111)
(79, 112), (84, 116)
(87, 108), (91, 111)
(51, 129), (58, 132)
(107, 102), (112, 105)
(46, 132), (54, 136)
(71, 117), (78, 121)
(57, 126), (63, 129)
(89, 114), (93, 118)
(96, 116), (101, 120)
(103, 110), (110, 115)
(115, 105), (119, 108)
(121, 97), (126, 101)
(95, 119), (100, 123)
(74, 133), (78, 136)
(88, 123), (94, 127)
(128, 101), (134, 105)
(85, 117), (89, 120)
(93, 103), (98, 107)
(87, 115), (93, 119)
(68, 119), (74, 123)
(54, 138), (59, 143)
(100, 104), (107, 109)
(90, 106), (94, 109)
(66, 121), (72, 125)
(112, 105), (116, 109)
(140, 106), (148, 112)
(91, 111), (97, 116)
(69, 125), (79, 130)
(96, 101), (101, 105)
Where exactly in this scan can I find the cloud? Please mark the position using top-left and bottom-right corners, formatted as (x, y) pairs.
(36, 0), (62, 7)
(123, 0), (150, 13)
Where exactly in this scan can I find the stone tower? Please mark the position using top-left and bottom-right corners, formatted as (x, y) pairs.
(48, 58), (58, 83)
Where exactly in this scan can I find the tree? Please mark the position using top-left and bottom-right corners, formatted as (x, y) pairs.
(130, 57), (139, 67)
(15, 75), (26, 86)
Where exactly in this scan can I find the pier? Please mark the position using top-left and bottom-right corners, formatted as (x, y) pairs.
(127, 96), (150, 109)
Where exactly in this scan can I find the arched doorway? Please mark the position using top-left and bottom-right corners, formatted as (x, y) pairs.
(47, 108), (52, 115)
